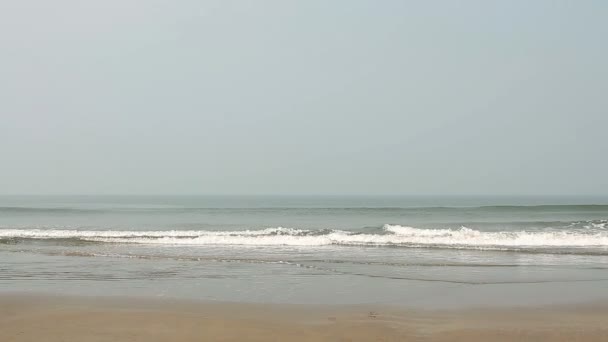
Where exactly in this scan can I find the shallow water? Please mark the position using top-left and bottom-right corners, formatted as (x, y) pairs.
(1, 195), (608, 308)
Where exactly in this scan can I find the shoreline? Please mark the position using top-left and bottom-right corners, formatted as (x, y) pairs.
(2, 294), (607, 341)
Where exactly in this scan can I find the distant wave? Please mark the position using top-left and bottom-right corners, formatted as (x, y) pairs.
(2, 225), (607, 252)
(0, 207), (99, 214)
(2, 204), (608, 214)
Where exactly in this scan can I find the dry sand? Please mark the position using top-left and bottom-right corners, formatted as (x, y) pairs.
(1, 294), (607, 341)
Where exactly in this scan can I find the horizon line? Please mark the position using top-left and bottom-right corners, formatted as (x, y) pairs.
(1, 193), (607, 198)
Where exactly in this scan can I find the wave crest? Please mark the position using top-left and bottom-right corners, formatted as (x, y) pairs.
(1, 225), (607, 250)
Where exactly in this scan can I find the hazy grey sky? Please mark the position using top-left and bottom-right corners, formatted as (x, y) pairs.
(1, 1), (607, 195)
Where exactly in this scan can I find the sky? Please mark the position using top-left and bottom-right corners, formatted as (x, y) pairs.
(1, 1), (607, 195)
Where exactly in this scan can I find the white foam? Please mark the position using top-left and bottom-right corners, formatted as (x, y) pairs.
(384, 224), (608, 247)
(1, 225), (607, 249)
(587, 221), (608, 230)
(0, 227), (306, 238)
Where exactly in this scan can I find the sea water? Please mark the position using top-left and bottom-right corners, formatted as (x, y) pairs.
(1, 195), (607, 308)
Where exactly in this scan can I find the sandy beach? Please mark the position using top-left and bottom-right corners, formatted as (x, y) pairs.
(1, 294), (607, 342)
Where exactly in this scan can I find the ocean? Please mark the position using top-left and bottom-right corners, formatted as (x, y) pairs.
(1, 195), (608, 308)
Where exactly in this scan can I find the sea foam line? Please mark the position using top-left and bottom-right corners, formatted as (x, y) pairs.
(1, 225), (608, 248)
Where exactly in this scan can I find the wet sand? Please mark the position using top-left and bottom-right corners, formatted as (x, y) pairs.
(1, 294), (607, 341)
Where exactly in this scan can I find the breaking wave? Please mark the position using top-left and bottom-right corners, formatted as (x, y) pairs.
(1, 225), (608, 251)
